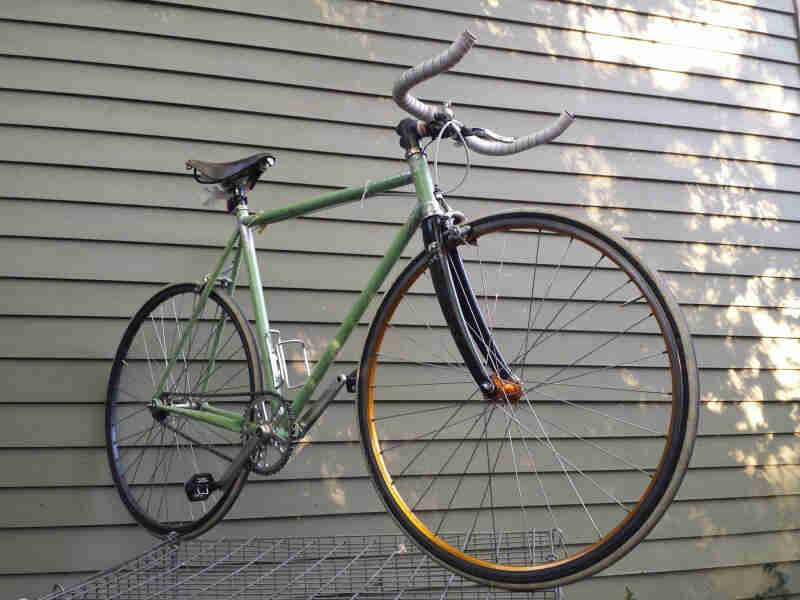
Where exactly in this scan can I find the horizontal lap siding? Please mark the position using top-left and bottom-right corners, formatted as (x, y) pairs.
(0, 1), (798, 599)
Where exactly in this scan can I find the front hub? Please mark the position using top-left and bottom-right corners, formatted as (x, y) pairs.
(487, 375), (524, 403)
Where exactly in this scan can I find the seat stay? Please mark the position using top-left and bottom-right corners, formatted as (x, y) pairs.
(152, 228), (241, 399)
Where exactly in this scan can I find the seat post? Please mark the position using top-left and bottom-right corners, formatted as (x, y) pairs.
(228, 184), (247, 213)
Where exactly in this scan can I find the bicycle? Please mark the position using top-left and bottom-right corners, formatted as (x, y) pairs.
(105, 30), (699, 590)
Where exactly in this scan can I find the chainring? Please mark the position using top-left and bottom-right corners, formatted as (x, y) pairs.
(243, 391), (295, 476)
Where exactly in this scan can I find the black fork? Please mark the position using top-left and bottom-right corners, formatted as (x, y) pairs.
(422, 215), (519, 401)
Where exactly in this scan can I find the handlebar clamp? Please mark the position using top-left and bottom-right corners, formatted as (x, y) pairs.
(396, 118), (426, 153)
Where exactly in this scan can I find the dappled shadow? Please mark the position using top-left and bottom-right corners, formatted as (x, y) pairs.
(4, 0), (799, 597)
(289, 0), (800, 594)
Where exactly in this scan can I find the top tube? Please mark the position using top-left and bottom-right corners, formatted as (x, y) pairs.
(245, 172), (413, 230)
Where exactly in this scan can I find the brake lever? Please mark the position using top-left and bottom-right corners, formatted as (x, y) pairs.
(429, 101), (516, 147)
(472, 128), (516, 144)
(452, 126), (516, 147)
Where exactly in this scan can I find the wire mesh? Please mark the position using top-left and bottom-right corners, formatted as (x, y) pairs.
(39, 530), (566, 600)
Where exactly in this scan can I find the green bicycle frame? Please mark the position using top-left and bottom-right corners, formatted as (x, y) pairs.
(152, 156), (436, 437)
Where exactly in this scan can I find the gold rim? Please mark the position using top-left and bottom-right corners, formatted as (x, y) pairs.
(361, 216), (686, 576)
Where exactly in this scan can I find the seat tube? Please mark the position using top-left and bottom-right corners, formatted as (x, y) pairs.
(237, 206), (276, 392)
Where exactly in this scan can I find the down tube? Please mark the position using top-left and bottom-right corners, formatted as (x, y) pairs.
(292, 207), (423, 416)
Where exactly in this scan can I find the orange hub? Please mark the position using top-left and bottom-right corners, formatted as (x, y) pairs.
(488, 375), (524, 402)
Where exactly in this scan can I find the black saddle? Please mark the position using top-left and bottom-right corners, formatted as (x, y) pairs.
(186, 152), (276, 189)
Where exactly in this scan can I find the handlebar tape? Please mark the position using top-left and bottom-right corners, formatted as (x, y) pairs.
(391, 30), (574, 154)
(464, 111), (575, 155)
(392, 30), (477, 123)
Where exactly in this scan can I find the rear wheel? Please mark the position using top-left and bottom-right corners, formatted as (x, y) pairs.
(358, 212), (698, 589)
(106, 283), (261, 538)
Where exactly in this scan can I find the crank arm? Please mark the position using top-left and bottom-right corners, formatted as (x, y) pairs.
(159, 419), (262, 492)
(212, 433), (261, 491)
(294, 371), (352, 438)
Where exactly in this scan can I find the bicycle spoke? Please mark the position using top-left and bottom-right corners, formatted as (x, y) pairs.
(127, 424), (159, 492)
(394, 408), (480, 472)
(531, 312), (656, 389)
(522, 254), (605, 355)
(370, 380), (476, 388)
(169, 294), (192, 400)
(385, 286), (468, 376)
(498, 399), (632, 514)
(191, 344), (249, 393)
(508, 403), (561, 532)
(408, 405), (488, 509)
(468, 246), (503, 374)
(115, 405), (151, 425)
(490, 234), (509, 331)
(383, 328), (466, 377)
(155, 428), (175, 522)
(370, 402), (471, 423)
(525, 385), (662, 434)
(115, 423), (161, 445)
(536, 414), (654, 478)
(191, 307), (228, 393)
(140, 329), (158, 389)
(375, 352), (468, 376)
(140, 424), (169, 515)
(151, 310), (177, 392)
(512, 276), (631, 368)
(432, 405), (494, 536)
(503, 409), (533, 563)
(458, 406), (508, 558)
(537, 350), (668, 390)
(528, 236), (574, 340)
(519, 378), (672, 396)
(108, 285), (256, 535)
(163, 310), (239, 396)
(183, 417), (241, 453)
(519, 228), (542, 381)
(160, 419), (237, 463)
(175, 322), (240, 394)
(378, 406), (485, 455)
(510, 396), (603, 538)
(119, 425), (159, 478)
(483, 407), (500, 557)
(202, 362), (250, 396)
(406, 280), (467, 371)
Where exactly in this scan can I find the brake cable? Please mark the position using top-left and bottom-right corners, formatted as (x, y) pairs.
(431, 119), (472, 196)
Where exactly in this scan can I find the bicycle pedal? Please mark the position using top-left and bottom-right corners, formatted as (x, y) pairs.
(185, 473), (215, 502)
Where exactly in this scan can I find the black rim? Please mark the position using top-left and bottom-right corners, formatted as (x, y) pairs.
(106, 283), (260, 537)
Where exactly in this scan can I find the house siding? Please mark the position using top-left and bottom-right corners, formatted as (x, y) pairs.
(0, 1), (798, 598)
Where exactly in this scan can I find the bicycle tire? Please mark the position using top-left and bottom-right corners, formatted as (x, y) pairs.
(358, 211), (699, 589)
(106, 282), (262, 538)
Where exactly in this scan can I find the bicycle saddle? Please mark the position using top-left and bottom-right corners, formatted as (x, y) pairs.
(186, 152), (276, 185)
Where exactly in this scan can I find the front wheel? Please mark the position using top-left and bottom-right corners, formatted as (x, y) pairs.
(358, 212), (699, 589)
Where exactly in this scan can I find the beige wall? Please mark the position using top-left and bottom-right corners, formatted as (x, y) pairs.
(0, 1), (798, 598)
